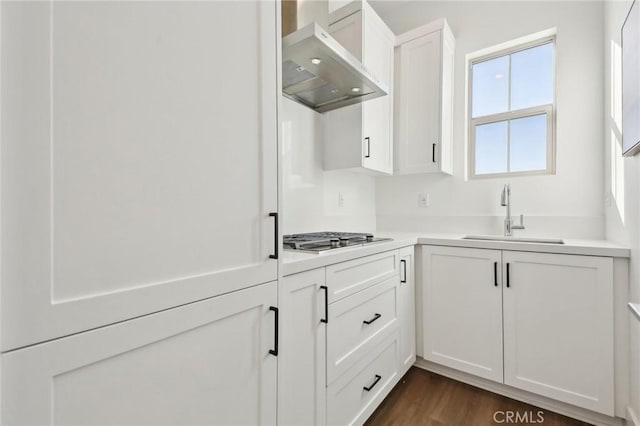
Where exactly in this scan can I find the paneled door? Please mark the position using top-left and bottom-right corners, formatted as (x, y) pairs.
(502, 251), (615, 415)
(279, 269), (327, 426)
(1, 1), (278, 350)
(2, 281), (278, 425)
(398, 246), (416, 374)
(422, 245), (504, 382)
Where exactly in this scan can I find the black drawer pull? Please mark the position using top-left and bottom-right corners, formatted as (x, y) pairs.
(269, 306), (278, 356)
(363, 313), (381, 325)
(269, 212), (278, 260)
(506, 262), (510, 288)
(363, 374), (382, 392)
(400, 259), (407, 283)
(432, 143), (436, 163)
(494, 262), (498, 287)
(320, 285), (328, 324)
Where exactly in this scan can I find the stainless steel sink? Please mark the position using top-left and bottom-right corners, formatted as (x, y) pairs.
(462, 235), (565, 244)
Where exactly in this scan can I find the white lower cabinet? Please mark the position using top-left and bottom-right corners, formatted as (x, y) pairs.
(422, 245), (615, 416)
(502, 251), (614, 415)
(398, 246), (416, 375)
(1, 281), (278, 426)
(327, 331), (400, 426)
(422, 246), (503, 382)
(280, 248), (415, 426)
(279, 268), (327, 426)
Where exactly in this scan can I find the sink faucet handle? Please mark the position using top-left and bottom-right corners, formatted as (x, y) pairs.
(511, 214), (525, 230)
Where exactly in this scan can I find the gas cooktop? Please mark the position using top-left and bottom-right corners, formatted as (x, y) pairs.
(283, 232), (392, 253)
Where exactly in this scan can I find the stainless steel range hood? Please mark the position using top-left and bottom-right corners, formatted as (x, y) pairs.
(282, 21), (388, 113)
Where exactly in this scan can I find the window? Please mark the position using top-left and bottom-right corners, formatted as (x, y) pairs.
(468, 36), (555, 179)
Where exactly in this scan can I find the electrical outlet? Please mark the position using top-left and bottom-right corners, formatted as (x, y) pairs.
(418, 193), (429, 208)
(338, 192), (345, 208)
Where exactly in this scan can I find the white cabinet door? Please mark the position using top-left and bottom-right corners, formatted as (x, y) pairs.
(362, 9), (394, 175)
(324, 2), (394, 175)
(395, 21), (454, 175)
(0, 1), (278, 350)
(279, 269), (327, 426)
(1, 281), (278, 425)
(422, 246), (503, 382)
(502, 251), (615, 415)
(398, 246), (416, 374)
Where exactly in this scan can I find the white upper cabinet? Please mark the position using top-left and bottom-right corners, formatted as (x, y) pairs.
(324, 0), (395, 175)
(395, 19), (454, 175)
(0, 1), (279, 351)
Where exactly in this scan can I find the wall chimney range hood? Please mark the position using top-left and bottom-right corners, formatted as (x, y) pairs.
(282, 23), (388, 113)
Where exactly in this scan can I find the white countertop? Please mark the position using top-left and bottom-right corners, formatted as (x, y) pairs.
(281, 232), (630, 276)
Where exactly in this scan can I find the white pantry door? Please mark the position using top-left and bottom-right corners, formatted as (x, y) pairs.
(2, 281), (278, 425)
(0, 1), (279, 351)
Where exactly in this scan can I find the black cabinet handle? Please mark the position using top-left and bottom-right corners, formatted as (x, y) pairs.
(364, 137), (371, 158)
(363, 375), (382, 392)
(432, 143), (436, 163)
(363, 313), (381, 325)
(400, 259), (407, 283)
(320, 285), (328, 324)
(494, 262), (498, 287)
(506, 263), (510, 288)
(269, 306), (278, 356)
(269, 212), (278, 260)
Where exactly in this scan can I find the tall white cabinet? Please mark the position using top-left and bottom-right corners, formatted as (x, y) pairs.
(324, 0), (395, 174)
(394, 19), (454, 175)
(1, 1), (280, 424)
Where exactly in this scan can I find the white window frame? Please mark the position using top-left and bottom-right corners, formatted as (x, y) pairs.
(467, 33), (557, 180)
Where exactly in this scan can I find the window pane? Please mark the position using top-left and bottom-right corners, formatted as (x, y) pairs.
(472, 56), (509, 118)
(475, 121), (508, 175)
(511, 43), (553, 110)
(510, 114), (547, 172)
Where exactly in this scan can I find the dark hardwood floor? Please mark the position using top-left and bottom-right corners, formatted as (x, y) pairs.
(365, 367), (593, 426)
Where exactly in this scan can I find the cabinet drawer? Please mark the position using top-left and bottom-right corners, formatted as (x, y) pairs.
(326, 250), (399, 303)
(327, 276), (398, 383)
(327, 331), (399, 426)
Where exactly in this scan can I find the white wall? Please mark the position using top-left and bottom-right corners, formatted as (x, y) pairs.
(372, 1), (605, 239)
(604, 1), (640, 423)
(281, 97), (377, 234)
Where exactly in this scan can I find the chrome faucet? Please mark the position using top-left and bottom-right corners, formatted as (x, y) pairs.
(500, 183), (525, 237)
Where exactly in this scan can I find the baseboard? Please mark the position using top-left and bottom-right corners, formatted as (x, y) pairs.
(414, 358), (624, 426)
(628, 406), (640, 426)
